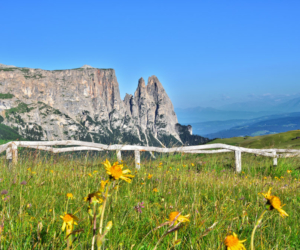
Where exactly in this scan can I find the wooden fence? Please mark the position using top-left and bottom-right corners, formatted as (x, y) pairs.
(1, 140), (300, 172)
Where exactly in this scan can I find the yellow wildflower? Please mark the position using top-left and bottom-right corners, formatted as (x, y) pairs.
(141, 182), (145, 185)
(287, 170), (292, 174)
(88, 173), (93, 177)
(100, 180), (109, 192)
(148, 174), (153, 179)
(60, 213), (78, 233)
(93, 170), (98, 174)
(103, 159), (134, 183)
(66, 193), (74, 199)
(191, 163), (194, 167)
(224, 232), (246, 250)
(169, 211), (190, 225)
(153, 188), (158, 193)
(261, 188), (288, 218)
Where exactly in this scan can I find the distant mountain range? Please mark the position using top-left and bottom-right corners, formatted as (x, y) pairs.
(217, 95), (300, 112)
(177, 96), (300, 139)
(175, 107), (276, 124)
(270, 97), (300, 113)
(176, 96), (300, 125)
(204, 112), (300, 139)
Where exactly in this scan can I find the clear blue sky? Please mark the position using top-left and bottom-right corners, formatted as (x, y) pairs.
(1, 0), (299, 108)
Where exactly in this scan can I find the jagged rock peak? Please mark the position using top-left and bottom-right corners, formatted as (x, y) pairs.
(80, 65), (94, 69)
(126, 75), (182, 145)
(138, 77), (146, 88)
(147, 76), (164, 97)
(0, 63), (16, 68)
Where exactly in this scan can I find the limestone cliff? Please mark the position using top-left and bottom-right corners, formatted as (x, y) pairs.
(0, 64), (201, 146)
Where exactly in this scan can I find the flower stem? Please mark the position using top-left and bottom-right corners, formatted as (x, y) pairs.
(66, 199), (69, 214)
(251, 210), (268, 250)
(99, 195), (108, 235)
(66, 229), (72, 250)
(91, 205), (97, 250)
(99, 181), (111, 235)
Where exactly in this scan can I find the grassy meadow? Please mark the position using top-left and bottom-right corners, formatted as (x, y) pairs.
(0, 149), (299, 249)
(209, 130), (300, 149)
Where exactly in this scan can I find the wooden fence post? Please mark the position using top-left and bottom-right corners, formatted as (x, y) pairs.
(135, 150), (140, 170)
(12, 143), (18, 165)
(235, 150), (242, 173)
(6, 144), (12, 163)
(116, 150), (122, 162)
(273, 151), (277, 167)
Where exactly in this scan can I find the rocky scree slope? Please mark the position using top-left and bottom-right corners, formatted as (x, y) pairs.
(0, 64), (208, 146)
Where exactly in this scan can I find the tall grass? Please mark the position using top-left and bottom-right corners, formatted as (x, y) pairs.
(0, 149), (299, 249)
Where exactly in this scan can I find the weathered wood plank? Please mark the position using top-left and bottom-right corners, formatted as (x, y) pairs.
(12, 143), (18, 165)
(0, 142), (11, 155)
(9, 140), (300, 168)
(22, 145), (103, 153)
(182, 149), (232, 154)
(278, 153), (300, 158)
(235, 150), (242, 173)
(116, 150), (122, 162)
(23, 146), (54, 152)
(135, 150), (140, 170)
(15, 141), (280, 155)
(272, 151), (277, 166)
(261, 149), (300, 153)
(53, 147), (103, 153)
(6, 144), (12, 160)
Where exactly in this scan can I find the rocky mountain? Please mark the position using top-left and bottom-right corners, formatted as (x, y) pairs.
(0, 64), (208, 146)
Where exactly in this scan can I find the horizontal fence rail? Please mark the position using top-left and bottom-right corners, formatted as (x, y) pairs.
(2, 140), (300, 173)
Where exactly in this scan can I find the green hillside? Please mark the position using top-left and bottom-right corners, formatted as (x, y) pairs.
(0, 123), (25, 144)
(208, 130), (300, 149)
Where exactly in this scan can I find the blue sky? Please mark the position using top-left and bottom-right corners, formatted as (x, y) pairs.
(1, 0), (299, 108)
